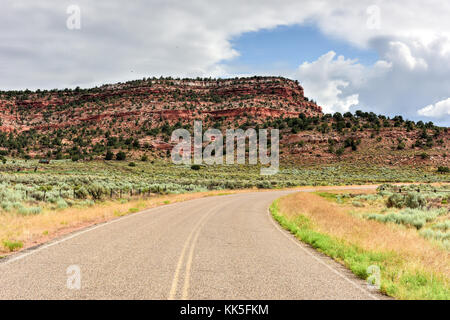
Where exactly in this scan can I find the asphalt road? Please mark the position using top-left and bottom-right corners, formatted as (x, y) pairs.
(0, 189), (386, 300)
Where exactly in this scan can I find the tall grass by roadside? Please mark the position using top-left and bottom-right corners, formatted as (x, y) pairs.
(270, 193), (450, 300)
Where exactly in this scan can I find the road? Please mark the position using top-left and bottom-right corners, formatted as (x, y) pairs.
(0, 188), (386, 299)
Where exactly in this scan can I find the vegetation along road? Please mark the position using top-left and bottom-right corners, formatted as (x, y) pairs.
(0, 188), (388, 299)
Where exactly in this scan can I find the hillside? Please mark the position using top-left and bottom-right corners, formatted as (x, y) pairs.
(0, 76), (448, 167)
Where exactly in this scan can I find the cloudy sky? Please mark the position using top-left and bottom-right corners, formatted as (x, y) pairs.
(1, 0), (450, 126)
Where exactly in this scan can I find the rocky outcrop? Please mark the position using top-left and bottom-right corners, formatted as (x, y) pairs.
(0, 76), (323, 133)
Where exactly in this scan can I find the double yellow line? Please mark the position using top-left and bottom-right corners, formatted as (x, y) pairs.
(168, 207), (216, 300)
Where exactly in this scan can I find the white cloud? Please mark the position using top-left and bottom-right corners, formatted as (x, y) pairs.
(418, 98), (450, 118)
(290, 37), (450, 125)
(294, 51), (363, 113)
(385, 41), (428, 71)
(293, 51), (393, 114)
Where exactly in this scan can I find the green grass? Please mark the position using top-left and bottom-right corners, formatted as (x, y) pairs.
(270, 198), (450, 300)
(315, 191), (350, 204)
(3, 240), (23, 252)
(315, 192), (340, 201)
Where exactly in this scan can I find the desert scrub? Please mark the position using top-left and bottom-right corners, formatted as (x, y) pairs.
(352, 200), (365, 207)
(379, 184), (450, 201)
(367, 208), (447, 230)
(56, 198), (69, 209)
(386, 192), (427, 209)
(419, 229), (450, 241)
(432, 221), (450, 231)
(0, 160), (448, 219)
(355, 194), (380, 201)
(17, 206), (42, 216)
(419, 229), (450, 250)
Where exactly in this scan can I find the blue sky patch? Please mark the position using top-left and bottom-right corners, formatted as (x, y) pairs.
(226, 24), (379, 74)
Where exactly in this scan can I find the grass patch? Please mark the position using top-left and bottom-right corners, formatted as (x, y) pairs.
(270, 197), (449, 300)
(315, 192), (340, 201)
(128, 207), (139, 214)
(315, 191), (350, 204)
(3, 240), (23, 252)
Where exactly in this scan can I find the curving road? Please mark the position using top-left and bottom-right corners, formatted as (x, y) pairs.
(0, 189), (386, 300)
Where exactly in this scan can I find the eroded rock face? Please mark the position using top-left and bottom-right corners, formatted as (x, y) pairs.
(0, 76), (322, 133)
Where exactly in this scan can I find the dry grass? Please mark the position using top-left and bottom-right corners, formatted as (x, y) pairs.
(279, 192), (449, 278)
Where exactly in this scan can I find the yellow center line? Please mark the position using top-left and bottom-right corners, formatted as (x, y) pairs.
(167, 207), (215, 300)
(181, 215), (211, 300)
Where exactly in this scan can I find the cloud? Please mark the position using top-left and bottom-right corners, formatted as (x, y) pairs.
(293, 51), (393, 114)
(291, 38), (450, 125)
(418, 98), (450, 118)
(294, 51), (363, 113)
(385, 41), (428, 71)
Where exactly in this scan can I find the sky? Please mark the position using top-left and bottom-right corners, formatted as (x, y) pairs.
(1, 0), (450, 126)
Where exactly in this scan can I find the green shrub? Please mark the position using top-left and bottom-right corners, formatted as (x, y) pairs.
(386, 192), (426, 209)
(3, 240), (23, 252)
(116, 151), (126, 161)
(78, 199), (94, 207)
(437, 166), (449, 173)
(355, 194), (379, 201)
(18, 206), (42, 215)
(386, 193), (405, 208)
(74, 186), (88, 199)
(404, 192), (427, 209)
(105, 150), (114, 160)
(419, 152), (429, 159)
(432, 221), (450, 231)
(352, 200), (364, 207)
(56, 198), (69, 209)
(335, 147), (345, 156)
(86, 183), (106, 200)
(419, 229), (450, 242)
(1, 201), (13, 212)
